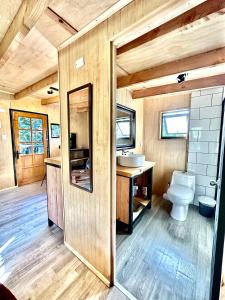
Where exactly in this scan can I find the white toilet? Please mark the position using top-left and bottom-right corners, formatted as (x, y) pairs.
(163, 171), (195, 221)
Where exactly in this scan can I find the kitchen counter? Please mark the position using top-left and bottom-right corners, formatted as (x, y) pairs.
(44, 156), (61, 167)
(116, 161), (155, 178)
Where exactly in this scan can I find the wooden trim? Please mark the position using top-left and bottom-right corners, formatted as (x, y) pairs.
(132, 74), (225, 99)
(0, 0), (49, 67)
(15, 72), (58, 99)
(46, 7), (78, 34)
(64, 241), (111, 287)
(117, 0), (225, 55)
(0, 90), (14, 100)
(58, 0), (133, 51)
(117, 47), (225, 88)
(41, 96), (59, 105)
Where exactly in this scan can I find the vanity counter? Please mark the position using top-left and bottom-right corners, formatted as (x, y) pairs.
(116, 160), (155, 178)
(44, 156), (61, 167)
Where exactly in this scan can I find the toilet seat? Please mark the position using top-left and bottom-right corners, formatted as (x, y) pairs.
(167, 184), (194, 204)
(163, 171), (195, 221)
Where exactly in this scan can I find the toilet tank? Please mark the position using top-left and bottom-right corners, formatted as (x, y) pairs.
(171, 171), (195, 191)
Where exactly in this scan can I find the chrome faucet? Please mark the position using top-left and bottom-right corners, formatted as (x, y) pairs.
(122, 149), (129, 155)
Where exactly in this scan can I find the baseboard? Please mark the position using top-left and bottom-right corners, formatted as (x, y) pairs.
(0, 185), (18, 194)
(115, 282), (137, 300)
(64, 241), (111, 287)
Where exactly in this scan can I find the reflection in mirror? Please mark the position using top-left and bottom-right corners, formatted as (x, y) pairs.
(116, 104), (136, 150)
(68, 83), (93, 192)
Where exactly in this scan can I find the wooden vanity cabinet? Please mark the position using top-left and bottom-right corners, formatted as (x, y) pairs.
(45, 158), (64, 230)
(116, 161), (155, 234)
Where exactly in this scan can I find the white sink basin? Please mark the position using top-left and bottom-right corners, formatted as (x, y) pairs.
(118, 153), (145, 168)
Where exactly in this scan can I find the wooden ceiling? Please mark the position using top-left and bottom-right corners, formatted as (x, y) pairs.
(0, 0), (123, 99)
(116, 0), (225, 97)
(0, 0), (225, 101)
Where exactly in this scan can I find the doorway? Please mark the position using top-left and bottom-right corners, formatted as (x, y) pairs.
(10, 110), (49, 186)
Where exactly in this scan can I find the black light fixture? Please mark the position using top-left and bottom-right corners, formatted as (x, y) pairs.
(47, 89), (53, 94)
(47, 86), (59, 95)
(177, 73), (188, 83)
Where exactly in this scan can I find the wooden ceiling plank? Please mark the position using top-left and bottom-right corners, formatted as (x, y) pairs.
(0, 0), (49, 67)
(46, 7), (78, 35)
(41, 96), (59, 105)
(118, 47), (225, 88)
(117, 0), (225, 55)
(14, 72), (58, 100)
(132, 74), (225, 99)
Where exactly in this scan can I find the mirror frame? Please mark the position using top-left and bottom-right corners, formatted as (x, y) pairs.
(116, 104), (136, 150)
(67, 83), (93, 193)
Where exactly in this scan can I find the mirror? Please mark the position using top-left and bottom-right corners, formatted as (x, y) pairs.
(116, 104), (136, 150)
(67, 83), (93, 192)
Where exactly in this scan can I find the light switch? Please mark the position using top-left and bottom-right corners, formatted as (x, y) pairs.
(2, 134), (6, 141)
(75, 57), (85, 69)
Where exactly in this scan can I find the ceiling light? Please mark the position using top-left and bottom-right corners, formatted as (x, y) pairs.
(177, 73), (188, 83)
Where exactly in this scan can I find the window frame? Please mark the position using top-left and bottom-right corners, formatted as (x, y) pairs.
(160, 108), (189, 140)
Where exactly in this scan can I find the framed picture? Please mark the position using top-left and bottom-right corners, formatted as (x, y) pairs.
(51, 123), (60, 138)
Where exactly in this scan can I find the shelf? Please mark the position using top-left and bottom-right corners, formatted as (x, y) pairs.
(134, 196), (150, 207)
(133, 205), (145, 221)
(70, 157), (89, 162)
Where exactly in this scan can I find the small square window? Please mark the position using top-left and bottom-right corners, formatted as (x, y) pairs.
(161, 109), (189, 139)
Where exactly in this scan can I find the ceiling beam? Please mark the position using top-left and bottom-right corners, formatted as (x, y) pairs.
(0, 0), (50, 67)
(117, 47), (225, 88)
(41, 96), (59, 105)
(46, 7), (78, 35)
(14, 72), (58, 100)
(0, 91), (14, 100)
(132, 74), (225, 99)
(117, 0), (225, 55)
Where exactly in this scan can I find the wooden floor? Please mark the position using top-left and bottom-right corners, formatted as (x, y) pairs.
(0, 182), (128, 300)
(116, 197), (214, 300)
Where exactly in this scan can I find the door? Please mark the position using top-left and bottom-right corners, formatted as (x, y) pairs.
(12, 111), (49, 186)
(210, 99), (225, 299)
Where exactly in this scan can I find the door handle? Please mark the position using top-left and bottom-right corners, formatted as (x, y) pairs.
(16, 150), (20, 159)
(210, 180), (220, 187)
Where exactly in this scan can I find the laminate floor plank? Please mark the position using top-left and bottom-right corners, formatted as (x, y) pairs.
(116, 196), (214, 300)
(0, 182), (129, 300)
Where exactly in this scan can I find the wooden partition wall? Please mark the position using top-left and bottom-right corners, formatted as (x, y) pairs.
(58, 0), (194, 285)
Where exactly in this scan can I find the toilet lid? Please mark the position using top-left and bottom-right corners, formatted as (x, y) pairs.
(198, 196), (216, 207)
(168, 184), (194, 200)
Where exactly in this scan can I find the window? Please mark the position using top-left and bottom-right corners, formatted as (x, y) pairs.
(161, 109), (189, 139)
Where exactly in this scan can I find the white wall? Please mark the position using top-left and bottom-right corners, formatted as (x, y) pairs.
(187, 87), (225, 205)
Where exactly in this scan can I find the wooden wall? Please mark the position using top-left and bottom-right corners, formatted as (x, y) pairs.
(117, 88), (143, 154)
(58, 0), (192, 285)
(0, 97), (60, 190)
(143, 93), (191, 196)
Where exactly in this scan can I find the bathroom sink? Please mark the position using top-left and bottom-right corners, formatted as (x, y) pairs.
(118, 153), (145, 168)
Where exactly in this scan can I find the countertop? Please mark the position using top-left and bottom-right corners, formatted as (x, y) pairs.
(44, 156), (61, 167)
(116, 161), (155, 178)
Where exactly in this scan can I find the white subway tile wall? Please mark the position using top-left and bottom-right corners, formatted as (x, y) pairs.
(187, 87), (224, 205)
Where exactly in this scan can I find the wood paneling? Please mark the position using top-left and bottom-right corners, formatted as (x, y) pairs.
(15, 72), (58, 99)
(116, 175), (129, 224)
(58, 0), (199, 285)
(117, 11), (225, 74)
(132, 74), (225, 98)
(117, 0), (225, 55)
(46, 164), (64, 229)
(143, 93), (190, 195)
(0, 96), (60, 191)
(117, 47), (225, 88)
(117, 88), (143, 154)
(0, 0), (22, 43)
